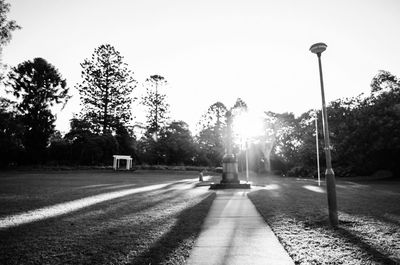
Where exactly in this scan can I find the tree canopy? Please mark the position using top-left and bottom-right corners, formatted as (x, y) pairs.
(0, 0), (20, 81)
(141, 74), (169, 137)
(0, 0), (20, 48)
(1, 38), (399, 179)
(7, 58), (69, 162)
(77, 44), (136, 134)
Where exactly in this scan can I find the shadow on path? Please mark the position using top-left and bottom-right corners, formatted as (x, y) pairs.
(131, 192), (216, 265)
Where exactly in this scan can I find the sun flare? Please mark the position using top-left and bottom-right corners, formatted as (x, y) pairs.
(233, 112), (264, 142)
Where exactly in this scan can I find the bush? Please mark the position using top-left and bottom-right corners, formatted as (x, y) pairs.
(48, 139), (73, 165)
(334, 166), (356, 178)
(270, 155), (290, 173)
(287, 166), (314, 178)
(73, 135), (119, 165)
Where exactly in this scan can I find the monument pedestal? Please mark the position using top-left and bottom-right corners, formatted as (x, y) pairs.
(210, 154), (250, 190)
(210, 182), (251, 189)
(209, 110), (251, 190)
(221, 154), (239, 183)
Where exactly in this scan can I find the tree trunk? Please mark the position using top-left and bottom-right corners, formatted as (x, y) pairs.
(262, 142), (274, 173)
(103, 63), (110, 134)
(155, 83), (158, 134)
(103, 89), (108, 134)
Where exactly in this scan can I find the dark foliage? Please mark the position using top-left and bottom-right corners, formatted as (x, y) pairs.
(1, 67), (399, 175)
(6, 58), (69, 164)
(77, 44), (136, 134)
(274, 70), (400, 177)
(141, 74), (169, 136)
(195, 102), (227, 167)
(158, 121), (195, 165)
(0, 98), (23, 167)
(48, 118), (135, 166)
(0, 0), (21, 80)
(0, 0), (20, 46)
(114, 123), (136, 158)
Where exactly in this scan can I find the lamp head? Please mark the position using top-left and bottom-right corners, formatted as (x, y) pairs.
(310, 42), (327, 54)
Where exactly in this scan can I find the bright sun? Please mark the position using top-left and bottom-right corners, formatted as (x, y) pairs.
(233, 112), (265, 143)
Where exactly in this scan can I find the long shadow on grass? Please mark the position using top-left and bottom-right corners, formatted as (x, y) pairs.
(130, 192), (216, 265)
(0, 180), (196, 230)
(249, 188), (399, 265)
(301, 219), (399, 264)
(334, 225), (399, 265)
(0, 182), (198, 236)
(0, 183), (203, 264)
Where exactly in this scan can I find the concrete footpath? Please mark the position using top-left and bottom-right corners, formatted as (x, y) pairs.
(186, 190), (294, 265)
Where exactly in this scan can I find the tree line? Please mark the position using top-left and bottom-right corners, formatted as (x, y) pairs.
(0, 0), (399, 177)
(2, 65), (399, 178)
(0, 40), (226, 168)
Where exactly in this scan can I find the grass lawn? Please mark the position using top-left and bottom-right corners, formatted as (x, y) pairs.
(248, 174), (400, 265)
(1, 170), (399, 264)
(0, 170), (215, 265)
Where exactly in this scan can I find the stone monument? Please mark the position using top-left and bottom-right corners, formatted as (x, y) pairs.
(210, 111), (250, 189)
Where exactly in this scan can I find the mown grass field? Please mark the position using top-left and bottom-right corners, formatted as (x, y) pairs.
(248, 174), (400, 265)
(0, 170), (215, 265)
(1, 170), (399, 265)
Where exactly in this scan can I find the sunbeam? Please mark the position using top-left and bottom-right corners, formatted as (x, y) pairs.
(303, 185), (325, 193)
(0, 180), (197, 229)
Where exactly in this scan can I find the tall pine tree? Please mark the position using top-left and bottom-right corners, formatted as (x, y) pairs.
(77, 44), (136, 134)
(141, 75), (169, 137)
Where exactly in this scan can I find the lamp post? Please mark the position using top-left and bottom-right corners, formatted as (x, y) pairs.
(314, 113), (321, 186)
(310, 42), (338, 226)
(245, 140), (249, 183)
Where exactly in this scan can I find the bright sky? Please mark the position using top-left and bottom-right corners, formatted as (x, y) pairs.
(2, 0), (400, 133)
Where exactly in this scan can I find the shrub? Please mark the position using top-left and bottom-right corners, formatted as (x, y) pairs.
(287, 166), (314, 178)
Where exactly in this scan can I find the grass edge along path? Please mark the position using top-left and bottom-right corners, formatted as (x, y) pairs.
(0, 173), (217, 265)
(248, 176), (400, 265)
(132, 192), (217, 264)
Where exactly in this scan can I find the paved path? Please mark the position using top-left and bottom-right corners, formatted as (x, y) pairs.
(186, 190), (294, 265)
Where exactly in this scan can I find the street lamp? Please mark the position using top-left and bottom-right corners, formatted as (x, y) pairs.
(245, 140), (249, 183)
(312, 111), (321, 187)
(310, 42), (338, 226)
